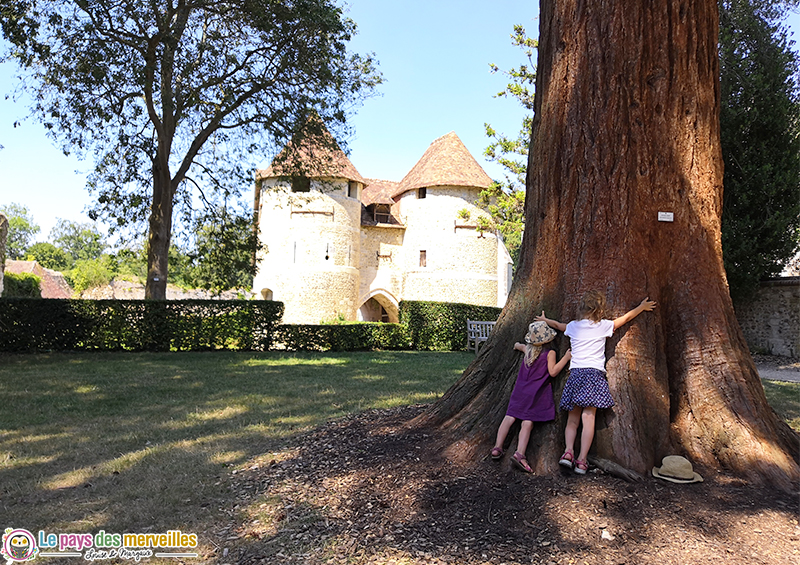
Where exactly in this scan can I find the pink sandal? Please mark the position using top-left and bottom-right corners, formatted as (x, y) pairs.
(574, 459), (588, 475)
(558, 450), (574, 469)
(512, 451), (533, 473)
(490, 447), (504, 460)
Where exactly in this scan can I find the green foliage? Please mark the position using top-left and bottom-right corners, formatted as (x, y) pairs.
(719, 0), (800, 300)
(66, 256), (115, 293)
(0, 297), (503, 352)
(1, 271), (42, 298)
(25, 242), (73, 271)
(0, 299), (284, 352)
(0, 202), (40, 259)
(187, 208), (261, 292)
(480, 26), (536, 268)
(109, 246), (148, 280)
(399, 300), (502, 351)
(49, 219), (106, 261)
(0, 0), (382, 294)
(274, 323), (411, 351)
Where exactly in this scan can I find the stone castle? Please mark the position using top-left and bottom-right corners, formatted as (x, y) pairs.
(252, 124), (512, 324)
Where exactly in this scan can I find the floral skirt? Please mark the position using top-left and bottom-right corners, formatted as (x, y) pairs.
(559, 367), (615, 411)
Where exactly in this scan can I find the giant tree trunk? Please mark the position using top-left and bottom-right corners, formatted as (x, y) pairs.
(419, 0), (799, 490)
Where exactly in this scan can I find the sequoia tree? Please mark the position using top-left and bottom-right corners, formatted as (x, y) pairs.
(420, 0), (800, 490)
(1, 0), (380, 299)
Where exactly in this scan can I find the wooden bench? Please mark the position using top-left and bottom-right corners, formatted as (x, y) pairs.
(467, 320), (496, 353)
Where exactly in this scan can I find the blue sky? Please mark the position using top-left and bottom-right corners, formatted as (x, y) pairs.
(0, 1), (797, 243)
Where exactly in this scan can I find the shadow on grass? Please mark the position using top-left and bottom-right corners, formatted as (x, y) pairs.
(0, 351), (471, 562)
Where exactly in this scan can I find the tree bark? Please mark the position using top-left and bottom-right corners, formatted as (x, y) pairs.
(145, 152), (173, 301)
(418, 0), (799, 491)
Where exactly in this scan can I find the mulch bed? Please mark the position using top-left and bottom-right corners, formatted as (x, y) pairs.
(210, 405), (799, 565)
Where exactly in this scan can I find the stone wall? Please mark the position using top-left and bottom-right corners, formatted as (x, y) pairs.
(0, 213), (7, 296)
(734, 277), (800, 358)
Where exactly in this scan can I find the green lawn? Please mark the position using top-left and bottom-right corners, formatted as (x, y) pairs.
(761, 379), (800, 432)
(0, 350), (472, 561)
(0, 351), (796, 562)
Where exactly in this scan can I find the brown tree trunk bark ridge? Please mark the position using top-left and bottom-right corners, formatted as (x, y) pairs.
(419, 0), (799, 491)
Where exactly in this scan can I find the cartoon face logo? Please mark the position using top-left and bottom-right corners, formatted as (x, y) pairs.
(1, 528), (38, 562)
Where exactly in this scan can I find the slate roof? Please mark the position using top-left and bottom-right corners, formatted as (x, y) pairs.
(394, 132), (493, 197)
(257, 117), (365, 184)
(4, 260), (73, 298)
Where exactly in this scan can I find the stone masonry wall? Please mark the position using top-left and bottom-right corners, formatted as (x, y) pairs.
(734, 277), (800, 358)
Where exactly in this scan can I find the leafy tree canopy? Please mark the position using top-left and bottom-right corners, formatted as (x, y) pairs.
(25, 241), (73, 271)
(49, 219), (106, 262)
(719, 0), (800, 300)
(1, 0), (382, 298)
(0, 202), (40, 259)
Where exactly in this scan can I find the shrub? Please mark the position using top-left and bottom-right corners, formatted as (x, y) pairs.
(2, 272), (42, 298)
(274, 323), (411, 351)
(399, 300), (502, 351)
(0, 298), (283, 352)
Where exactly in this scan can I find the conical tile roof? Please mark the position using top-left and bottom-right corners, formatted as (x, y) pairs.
(257, 116), (365, 184)
(394, 132), (493, 196)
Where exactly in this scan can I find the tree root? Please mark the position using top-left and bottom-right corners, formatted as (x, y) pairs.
(588, 455), (646, 482)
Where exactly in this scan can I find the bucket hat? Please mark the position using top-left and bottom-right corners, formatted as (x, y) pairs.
(652, 455), (703, 484)
(525, 321), (557, 346)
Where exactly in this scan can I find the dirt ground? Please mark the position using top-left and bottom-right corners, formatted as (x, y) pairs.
(210, 404), (799, 565)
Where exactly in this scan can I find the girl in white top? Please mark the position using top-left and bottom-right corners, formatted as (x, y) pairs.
(536, 291), (656, 474)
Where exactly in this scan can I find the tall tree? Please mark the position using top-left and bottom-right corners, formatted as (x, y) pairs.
(719, 0), (800, 300)
(419, 0), (799, 490)
(0, 202), (39, 259)
(1, 0), (381, 299)
(188, 206), (259, 293)
(49, 219), (106, 262)
(489, 5), (800, 296)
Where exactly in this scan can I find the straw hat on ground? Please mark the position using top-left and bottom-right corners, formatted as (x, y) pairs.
(652, 455), (703, 484)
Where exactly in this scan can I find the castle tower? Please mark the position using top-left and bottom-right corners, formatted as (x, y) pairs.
(253, 121), (365, 323)
(390, 132), (511, 307)
(253, 127), (513, 324)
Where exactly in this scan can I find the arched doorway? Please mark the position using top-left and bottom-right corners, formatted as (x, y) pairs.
(357, 291), (399, 323)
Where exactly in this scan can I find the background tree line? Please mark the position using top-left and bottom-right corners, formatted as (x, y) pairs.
(0, 202), (253, 294)
(480, 0), (800, 301)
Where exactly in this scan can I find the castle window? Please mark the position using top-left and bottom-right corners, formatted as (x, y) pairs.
(418, 187), (427, 199)
(419, 250), (427, 267)
(374, 204), (391, 224)
(348, 181), (358, 198)
(291, 176), (311, 192)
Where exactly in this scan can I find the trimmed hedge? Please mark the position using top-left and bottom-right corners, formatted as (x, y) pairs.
(0, 298), (502, 353)
(274, 323), (411, 351)
(0, 298), (283, 352)
(399, 300), (502, 351)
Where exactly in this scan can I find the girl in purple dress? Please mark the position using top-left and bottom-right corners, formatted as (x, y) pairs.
(490, 321), (571, 473)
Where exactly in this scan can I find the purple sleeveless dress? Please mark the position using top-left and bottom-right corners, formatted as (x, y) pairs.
(505, 347), (555, 422)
